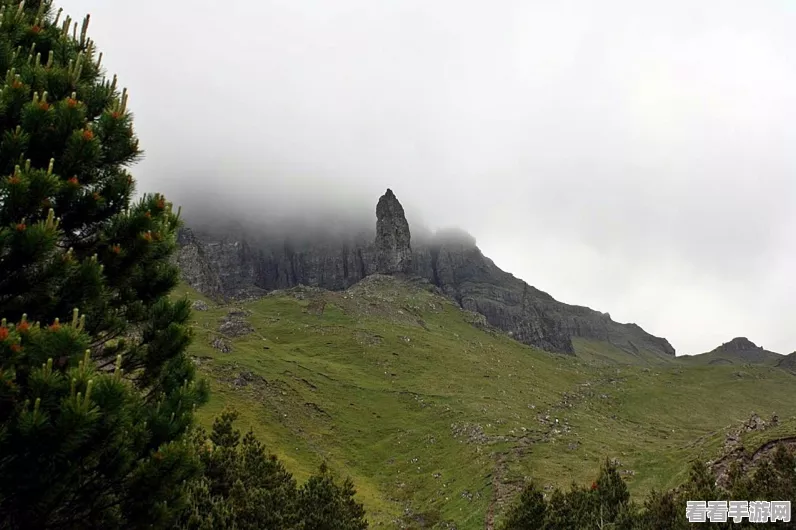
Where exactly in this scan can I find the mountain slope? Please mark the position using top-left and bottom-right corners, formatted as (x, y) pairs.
(177, 189), (674, 361)
(177, 277), (796, 529)
(775, 351), (796, 372)
(683, 337), (783, 366)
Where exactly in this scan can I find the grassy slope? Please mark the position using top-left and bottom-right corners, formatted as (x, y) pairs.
(174, 278), (796, 529)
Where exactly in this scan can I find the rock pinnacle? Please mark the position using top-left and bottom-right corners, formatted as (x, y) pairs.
(375, 189), (412, 274)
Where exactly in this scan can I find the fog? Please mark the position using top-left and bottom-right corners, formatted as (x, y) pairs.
(61, 0), (796, 355)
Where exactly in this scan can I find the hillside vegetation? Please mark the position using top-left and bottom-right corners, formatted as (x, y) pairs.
(176, 276), (796, 529)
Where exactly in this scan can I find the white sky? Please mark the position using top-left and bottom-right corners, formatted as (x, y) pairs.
(61, 0), (796, 355)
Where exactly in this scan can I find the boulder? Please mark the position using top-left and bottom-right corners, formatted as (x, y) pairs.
(192, 299), (209, 311)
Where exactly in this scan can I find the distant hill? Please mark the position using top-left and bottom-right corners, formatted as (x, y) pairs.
(683, 337), (783, 366)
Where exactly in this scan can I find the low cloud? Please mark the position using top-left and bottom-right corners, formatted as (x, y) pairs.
(62, 0), (796, 354)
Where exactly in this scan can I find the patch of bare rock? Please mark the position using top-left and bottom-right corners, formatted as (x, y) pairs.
(712, 412), (789, 489)
(218, 308), (254, 338)
(191, 299), (209, 311)
(211, 337), (232, 353)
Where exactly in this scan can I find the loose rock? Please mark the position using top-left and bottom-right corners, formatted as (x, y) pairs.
(192, 299), (209, 311)
(211, 337), (232, 353)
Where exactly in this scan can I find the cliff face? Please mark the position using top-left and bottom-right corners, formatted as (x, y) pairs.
(177, 189), (675, 358)
(176, 228), (265, 300)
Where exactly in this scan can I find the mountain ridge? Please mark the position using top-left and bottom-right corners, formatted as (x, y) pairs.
(776, 351), (796, 372)
(176, 189), (675, 358)
(683, 336), (783, 365)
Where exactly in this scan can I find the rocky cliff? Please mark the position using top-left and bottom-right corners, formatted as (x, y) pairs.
(177, 189), (675, 358)
(176, 228), (265, 300)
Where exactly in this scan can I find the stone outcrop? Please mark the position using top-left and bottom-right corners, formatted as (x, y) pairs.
(191, 300), (209, 311)
(712, 413), (791, 489)
(176, 189), (675, 358)
(218, 309), (255, 338)
(211, 337), (232, 353)
(376, 189), (412, 274)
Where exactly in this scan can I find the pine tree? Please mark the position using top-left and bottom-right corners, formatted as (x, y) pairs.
(639, 489), (686, 530)
(178, 410), (299, 530)
(503, 460), (633, 530)
(0, 1), (207, 528)
(296, 463), (368, 530)
(593, 457), (631, 523)
(499, 481), (547, 530)
(542, 487), (581, 530)
(179, 410), (368, 530)
(680, 457), (721, 506)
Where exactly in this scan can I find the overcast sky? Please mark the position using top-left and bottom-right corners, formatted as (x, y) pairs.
(61, 0), (796, 355)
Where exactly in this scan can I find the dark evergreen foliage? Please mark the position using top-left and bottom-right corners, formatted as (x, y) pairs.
(499, 481), (547, 529)
(502, 443), (796, 530)
(178, 410), (368, 530)
(0, 1), (206, 527)
(501, 459), (631, 530)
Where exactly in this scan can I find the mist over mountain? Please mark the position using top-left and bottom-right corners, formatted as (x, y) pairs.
(177, 189), (676, 359)
(173, 186), (444, 248)
(61, 0), (796, 355)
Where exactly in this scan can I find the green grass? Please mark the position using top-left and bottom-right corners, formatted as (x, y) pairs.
(174, 278), (796, 529)
(571, 337), (677, 366)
